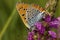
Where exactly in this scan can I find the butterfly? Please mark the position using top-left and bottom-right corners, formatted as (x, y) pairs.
(16, 2), (46, 30)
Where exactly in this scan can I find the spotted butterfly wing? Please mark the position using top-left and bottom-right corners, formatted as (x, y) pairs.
(16, 2), (45, 29)
(26, 7), (45, 29)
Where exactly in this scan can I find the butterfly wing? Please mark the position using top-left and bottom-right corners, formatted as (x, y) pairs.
(16, 2), (45, 29)
(16, 2), (31, 28)
(26, 7), (44, 29)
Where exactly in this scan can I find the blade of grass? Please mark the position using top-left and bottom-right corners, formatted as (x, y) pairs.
(0, 0), (21, 40)
(0, 8), (16, 40)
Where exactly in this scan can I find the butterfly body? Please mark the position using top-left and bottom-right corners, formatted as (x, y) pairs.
(16, 2), (45, 29)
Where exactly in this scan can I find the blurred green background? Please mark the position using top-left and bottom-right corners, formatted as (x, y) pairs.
(0, 0), (60, 40)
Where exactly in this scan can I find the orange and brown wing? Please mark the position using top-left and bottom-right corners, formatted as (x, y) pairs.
(31, 4), (45, 12)
(16, 3), (30, 28)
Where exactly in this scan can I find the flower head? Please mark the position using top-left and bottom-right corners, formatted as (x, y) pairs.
(49, 18), (59, 28)
(34, 22), (45, 34)
(43, 15), (59, 28)
(57, 17), (60, 25)
(57, 17), (60, 38)
(28, 31), (34, 40)
(38, 36), (41, 40)
(27, 15), (59, 40)
(43, 15), (51, 22)
(57, 17), (60, 21)
(48, 31), (56, 38)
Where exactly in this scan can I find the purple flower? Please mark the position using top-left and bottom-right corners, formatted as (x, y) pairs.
(57, 17), (60, 25)
(47, 37), (53, 40)
(57, 17), (60, 21)
(34, 22), (45, 34)
(28, 32), (34, 40)
(43, 15), (51, 22)
(48, 31), (56, 38)
(51, 17), (59, 21)
(43, 14), (59, 28)
(37, 33), (41, 40)
(57, 17), (60, 38)
(38, 37), (41, 40)
(49, 19), (59, 28)
(38, 36), (41, 40)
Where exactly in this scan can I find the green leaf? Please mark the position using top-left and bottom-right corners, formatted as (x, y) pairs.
(0, 0), (60, 40)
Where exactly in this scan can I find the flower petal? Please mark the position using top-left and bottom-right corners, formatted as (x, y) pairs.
(49, 18), (59, 28)
(28, 32), (34, 40)
(48, 31), (56, 38)
(43, 15), (51, 22)
(34, 22), (45, 34)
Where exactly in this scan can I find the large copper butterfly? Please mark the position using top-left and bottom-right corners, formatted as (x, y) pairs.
(16, 2), (46, 30)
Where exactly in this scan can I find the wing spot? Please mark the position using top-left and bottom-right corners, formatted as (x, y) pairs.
(26, 9), (27, 10)
(28, 18), (29, 19)
(24, 18), (26, 19)
(32, 17), (33, 18)
(23, 9), (25, 10)
(18, 7), (23, 11)
(22, 14), (25, 16)
(23, 9), (27, 10)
